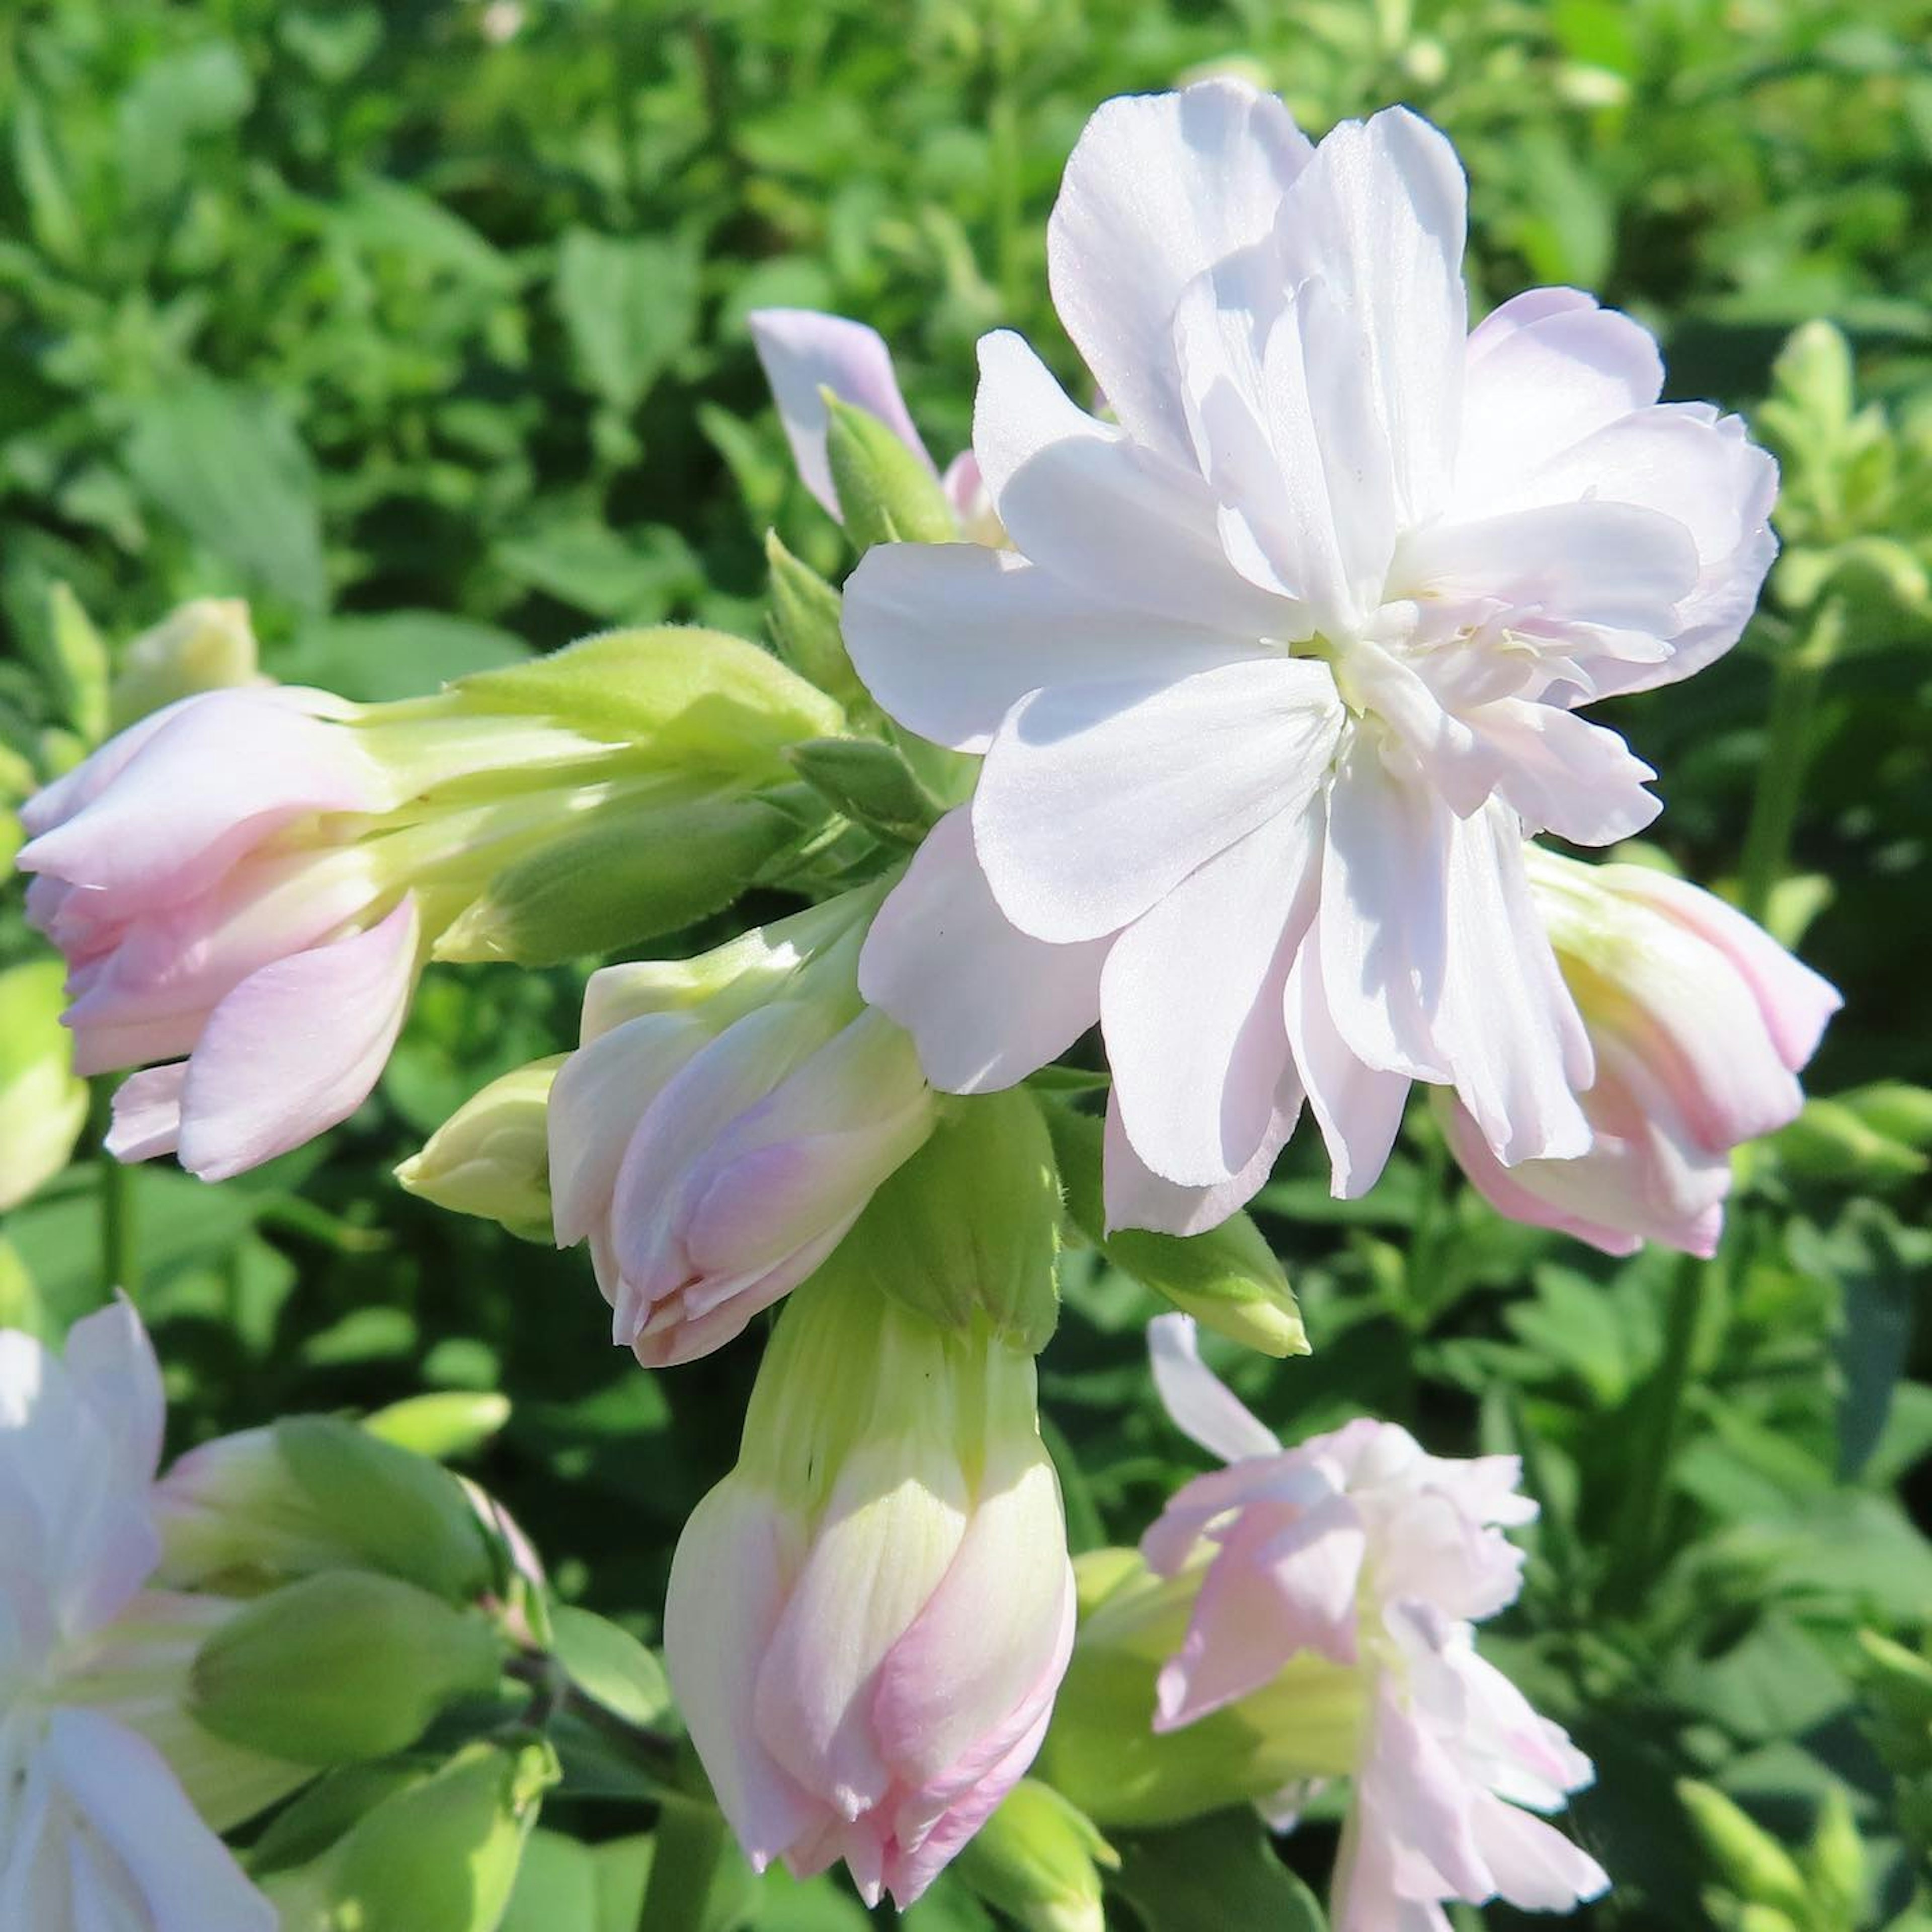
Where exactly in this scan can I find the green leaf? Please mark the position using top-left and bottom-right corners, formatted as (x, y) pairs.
(282, 613), (529, 702)
(555, 229), (702, 414)
(1107, 1810), (1327, 1932)
(550, 1604), (674, 1730)
(501, 1830), (599, 1932)
(124, 379), (329, 613)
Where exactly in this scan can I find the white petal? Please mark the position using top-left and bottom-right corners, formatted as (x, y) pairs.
(1102, 806), (1320, 1185)
(103, 1066), (183, 1165)
(1394, 498), (1700, 637)
(45, 1708), (275, 1932)
(749, 309), (935, 521)
(61, 1301), (165, 1494)
(974, 657), (1343, 944)
(858, 809), (1106, 1094)
(1471, 1800), (1611, 1912)
(1269, 108), (1469, 525)
(1478, 701), (1659, 846)
(1284, 942), (1412, 1199)
(1456, 292), (1663, 511)
(1101, 1090), (1296, 1238)
(1147, 1314), (1280, 1463)
(974, 330), (1290, 635)
(1046, 80), (1312, 460)
(842, 543), (1255, 755)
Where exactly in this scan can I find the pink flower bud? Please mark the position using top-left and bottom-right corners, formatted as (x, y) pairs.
(548, 901), (936, 1366)
(1445, 850), (1842, 1256)
(664, 1273), (1075, 1906)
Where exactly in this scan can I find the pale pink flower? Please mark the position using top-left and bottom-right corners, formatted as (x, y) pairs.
(0, 1302), (290, 1930)
(1442, 848), (1841, 1256)
(1143, 1315), (1607, 1928)
(749, 308), (1002, 542)
(18, 688), (421, 1181)
(664, 1281), (1074, 1906)
(844, 82), (1776, 1234)
(547, 896), (936, 1367)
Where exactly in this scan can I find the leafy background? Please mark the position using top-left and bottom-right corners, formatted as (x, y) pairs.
(3, 0), (1931, 1926)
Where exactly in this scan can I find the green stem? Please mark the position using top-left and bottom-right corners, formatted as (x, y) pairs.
(1608, 1248), (1706, 1602)
(1735, 597), (1842, 925)
(90, 1081), (136, 1301)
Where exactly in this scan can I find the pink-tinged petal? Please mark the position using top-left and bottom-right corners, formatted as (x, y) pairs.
(1470, 1799), (1610, 1911)
(1268, 108), (1469, 525)
(18, 699), (187, 839)
(546, 1011), (709, 1247)
(1456, 293), (1663, 510)
(748, 309), (935, 522)
(975, 330), (1293, 636)
(174, 899), (420, 1182)
(631, 1223), (850, 1371)
(1354, 1683), (1495, 1902)
(974, 657), (1343, 945)
(859, 809), (1108, 1095)
(1596, 866), (1841, 1069)
(105, 1065), (186, 1165)
(1477, 701), (1659, 847)
(1046, 80), (1312, 461)
(1433, 806), (1592, 1167)
(939, 450), (1003, 546)
(663, 1479), (822, 1869)
(44, 1708), (276, 1932)
(18, 690), (389, 911)
(1284, 942), (1412, 1199)
(1394, 499), (1700, 638)
(61, 1299), (165, 1491)
(1102, 1087), (1297, 1237)
(842, 542), (1256, 755)
(1102, 804), (1321, 1185)
(1147, 1314), (1280, 1465)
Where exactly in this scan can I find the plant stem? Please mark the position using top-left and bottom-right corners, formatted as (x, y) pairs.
(1609, 1250), (1706, 1603)
(90, 1082), (136, 1301)
(1736, 596), (1843, 925)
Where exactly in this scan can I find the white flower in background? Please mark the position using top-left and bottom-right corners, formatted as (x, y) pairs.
(845, 80), (1777, 1234)
(1143, 1315), (1607, 1929)
(0, 1302), (285, 1930)
(750, 308), (1003, 542)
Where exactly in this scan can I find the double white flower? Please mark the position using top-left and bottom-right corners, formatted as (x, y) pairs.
(844, 81), (1777, 1233)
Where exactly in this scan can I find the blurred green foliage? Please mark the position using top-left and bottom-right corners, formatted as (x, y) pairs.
(3, 0), (1932, 1926)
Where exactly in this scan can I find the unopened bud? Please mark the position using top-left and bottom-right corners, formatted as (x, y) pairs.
(191, 1571), (508, 1764)
(825, 392), (956, 549)
(955, 1780), (1117, 1932)
(396, 1057), (562, 1239)
(787, 735), (944, 845)
(1678, 1782), (1811, 1919)
(111, 597), (259, 730)
(0, 957), (89, 1212)
(765, 530), (865, 710)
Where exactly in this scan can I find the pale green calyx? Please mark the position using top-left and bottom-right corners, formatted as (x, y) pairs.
(955, 1780), (1118, 1932)
(396, 1057), (563, 1241)
(824, 392), (957, 549)
(110, 596), (260, 730)
(0, 956), (89, 1213)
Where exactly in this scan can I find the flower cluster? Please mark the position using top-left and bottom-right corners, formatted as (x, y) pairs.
(6, 70), (1843, 1930)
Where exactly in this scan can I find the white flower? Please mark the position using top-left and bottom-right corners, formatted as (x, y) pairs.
(0, 1303), (283, 1930)
(845, 82), (1776, 1234)
(1143, 1316), (1608, 1930)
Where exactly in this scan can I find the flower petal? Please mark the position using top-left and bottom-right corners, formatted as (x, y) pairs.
(858, 809), (1107, 1094)
(105, 1066), (186, 1165)
(1046, 80), (1312, 460)
(974, 657), (1343, 944)
(174, 898), (420, 1182)
(1284, 942), (1412, 1199)
(749, 308), (935, 521)
(1478, 701), (1659, 846)
(1147, 1314), (1279, 1464)
(1102, 1090), (1297, 1238)
(842, 543), (1254, 755)
(1102, 804), (1320, 1185)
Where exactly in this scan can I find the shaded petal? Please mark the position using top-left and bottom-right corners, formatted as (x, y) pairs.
(976, 330), (1291, 635)
(1102, 805), (1320, 1184)
(1147, 1314), (1279, 1464)
(974, 657), (1343, 944)
(175, 899), (420, 1182)
(1101, 1090), (1296, 1238)
(1471, 1800), (1611, 1913)
(1477, 701), (1659, 846)
(1046, 80), (1312, 460)
(749, 308), (935, 521)
(105, 1066), (185, 1165)
(842, 543), (1256, 755)
(1284, 942), (1412, 1198)
(858, 809), (1107, 1094)
(61, 1300), (165, 1492)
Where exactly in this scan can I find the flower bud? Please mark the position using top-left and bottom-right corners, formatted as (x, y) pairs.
(396, 1056), (563, 1241)
(156, 1413), (495, 1601)
(189, 1572), (508, 1765)
(787, 735), (945, 846)
(110, 597), (260, 730)
(664, 1260), (1076, 1906)
(548, 891), (937, 1366)
(1443, 849), (1842, 1257)
(825, 393), (958, 549)
(0, 956), (89, 1211)
(1678, 1782), (1811, 1919)
(953, 1780), (1116, 1932)
(262, 1738), (558, 1932)
(766, 530), (867, 711)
